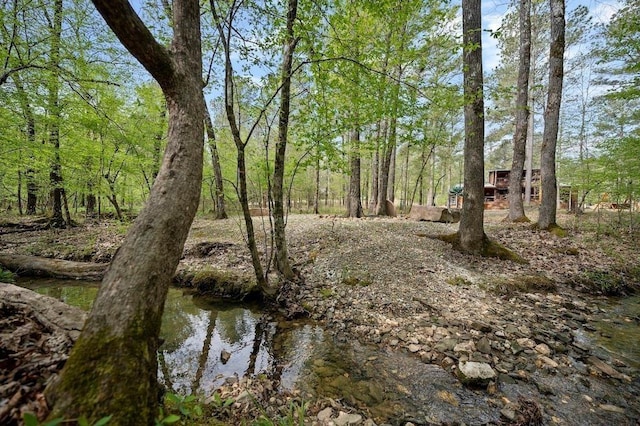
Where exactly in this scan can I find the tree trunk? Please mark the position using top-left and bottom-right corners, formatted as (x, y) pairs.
(376, 119), (391, 215)
(46, 1), (205, 424)
(370, 131), (379, 212)
(508, 0), (531, 222)
(524, 18), (537, 206)
(204, 102), (227, 219)
(314, 147), (320, 214)
(210, 0), (268, 293)
(348, 129), (363, 218)
(538, 0), (565, 230)
(459, 0), (486, 253)
(0, 254), (106, 280)
(272, 0), (298, 280)
(48, 0), (65, 229)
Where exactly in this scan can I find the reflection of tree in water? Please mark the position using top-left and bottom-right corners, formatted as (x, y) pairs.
(192, 310), (218, 391)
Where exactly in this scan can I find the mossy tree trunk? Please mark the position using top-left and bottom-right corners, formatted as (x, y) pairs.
(458, 0), (486, 253)
(46, 1), (204, 424)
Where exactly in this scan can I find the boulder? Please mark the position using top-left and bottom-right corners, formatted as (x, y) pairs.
(408, 206), (460, 223)
(455, 361), (496, 387)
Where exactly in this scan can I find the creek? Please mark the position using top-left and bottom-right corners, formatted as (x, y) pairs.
(18, 279), (640, 424)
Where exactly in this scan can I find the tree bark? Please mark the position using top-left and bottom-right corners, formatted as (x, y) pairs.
(204, 102), (227, 219)
(459, 0), (486, 253)
(0, 254), (106, 280)
(272, 0), (298, 280)
(376, 119), (391, 215)
(538, 0), (565, 230)
(48, 0), (65, 229)
(508, 0), (532, 222)
(46, 1), (204, 424)
(348, 129), (363, 218)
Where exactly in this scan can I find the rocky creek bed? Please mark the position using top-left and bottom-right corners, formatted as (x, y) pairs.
(1, 210), (639, 425)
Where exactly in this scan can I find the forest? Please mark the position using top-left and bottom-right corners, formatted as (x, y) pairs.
(0, 0), (639, 425)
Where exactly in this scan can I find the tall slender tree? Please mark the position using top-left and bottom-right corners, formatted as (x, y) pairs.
(47, 1), (205, 423)
(458, 0), (486, 253)
(507, 0), (532, 222)
(538, 0), (565, 230)
(272, 0), (298, 279)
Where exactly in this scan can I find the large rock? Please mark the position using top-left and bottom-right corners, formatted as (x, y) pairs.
(455, 361), (496, 387)
(408, 206), (460, 223)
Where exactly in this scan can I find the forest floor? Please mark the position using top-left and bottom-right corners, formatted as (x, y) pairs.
(1, 208), (640, 425)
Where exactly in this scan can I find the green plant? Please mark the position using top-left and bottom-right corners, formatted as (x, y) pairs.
(23, 413), (112, 426)
(252, 400), (308, 426)
(446, 276), (471, 286)
(208, 392), (235, 410)
(319, 288), (333, 298)
(164, 393), (204, 420)
(0, 267), (15, 282)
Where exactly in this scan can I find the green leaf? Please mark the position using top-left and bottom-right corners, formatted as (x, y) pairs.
(23, 413), (39, 426)
(165, 393), (181, 404)
(44, 419), (65, 426)
(161, 414), (181, 424)
(78, 417), (90, 426)
(93, 415), (113, 426)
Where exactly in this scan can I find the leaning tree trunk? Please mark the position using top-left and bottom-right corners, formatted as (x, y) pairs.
(458, 0), (486, 253)
(46, 1), (204, 424)
(272, 0), (298, 280)
(538, 0), (565, 230)
(508, 0), (532, 222)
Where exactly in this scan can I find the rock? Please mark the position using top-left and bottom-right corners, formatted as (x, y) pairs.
(456, 361), (496, 387)
(534, 343), (551, 356)
(408, 344), (421, 353)
(495, 330), (506, 338)
(335, 411), (363, 426)
(434, 338), (457, 352)
(441, 356), (455, 369)
(500, 407), (516, 421)
(537, 356), (558, 368)
(470, 320), (492, 332)
(389, 339), (400, 346)
(453, 340), (476, 353)
(505, 325), (520, 336)
(516, 337), (536, 349)
(408, 205), (459, 223)
(587, 356), (632, 381)
(599, 404), (625, 414)
(317, 407), (333, 422)
(220, 349), (231, 364)
(477, 337), (492, 354)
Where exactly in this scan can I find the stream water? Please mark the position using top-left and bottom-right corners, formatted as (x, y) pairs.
(18, 279), (640, 424)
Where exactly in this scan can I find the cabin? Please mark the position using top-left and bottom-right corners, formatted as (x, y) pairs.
(485, 168), (541, 209)
(448, 168), (541, 209)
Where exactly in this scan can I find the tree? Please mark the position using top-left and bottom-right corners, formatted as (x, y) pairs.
(272, 0), (298, 279)
(204, 103), (227, 219)
(538, 0), (565, 230)
(46, 1), (205, 423)
(507, 0), (532, 222)
(458, 0), (486, 253)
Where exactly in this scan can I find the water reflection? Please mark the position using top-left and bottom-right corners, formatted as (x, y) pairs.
(19, 280), (325, 396)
